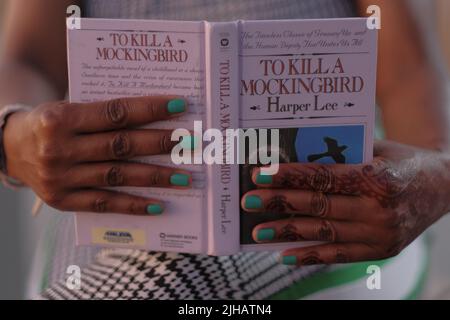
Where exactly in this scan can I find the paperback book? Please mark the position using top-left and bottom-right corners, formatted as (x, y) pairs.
(67, 17), (377, 255)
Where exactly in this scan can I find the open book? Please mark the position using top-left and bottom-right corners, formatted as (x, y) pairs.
(67, 17), (377, 255)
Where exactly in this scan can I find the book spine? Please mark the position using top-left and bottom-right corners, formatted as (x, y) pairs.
(204, 21), (240, 255)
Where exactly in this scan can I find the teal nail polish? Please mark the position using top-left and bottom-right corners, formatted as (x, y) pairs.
(167, 99), (186, 114)
(180, 136), (197, 150)
(170, 173), (190, 186)
(256, 228), (275, 241)
(245, 195), (263, 209)
(255, 173), (272, 184)
(146, 204), (163, 215)
(281, 256), (297, 265)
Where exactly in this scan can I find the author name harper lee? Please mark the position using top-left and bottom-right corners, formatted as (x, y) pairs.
(266, 95), (340, 115)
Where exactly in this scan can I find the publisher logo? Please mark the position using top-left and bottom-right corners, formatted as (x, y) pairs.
(220, 38), (230, 47)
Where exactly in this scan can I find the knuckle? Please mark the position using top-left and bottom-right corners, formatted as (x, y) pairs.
(308, 167), (335, 192)
(334, 247), (350, 263)
(36, 107), (64, 134)
(105, 98), (130, 126)
(37, 141), (61, 164)
(92, 198), (108, 213)
(105, 165), (125, 186)
(110, 132), (132, 159)
(148, 170), (162, 186)
(310, 192), (329, 217)
(159, 133), (173, 153)
(41, 189), (63, 208)
(316, 220), (336, 242)
(38, 169), (59, 188)
(265, 193), (291, 213)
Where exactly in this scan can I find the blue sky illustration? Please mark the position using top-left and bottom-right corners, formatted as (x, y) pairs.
(295, 125), (365, 164)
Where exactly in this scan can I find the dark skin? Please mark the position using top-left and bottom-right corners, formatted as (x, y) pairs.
(244, 141), (450, 263)
(1, 0), (450, 264)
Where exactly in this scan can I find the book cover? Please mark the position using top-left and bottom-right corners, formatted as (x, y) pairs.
(66, 17), (377, 255)
(237, 19), (377, 252)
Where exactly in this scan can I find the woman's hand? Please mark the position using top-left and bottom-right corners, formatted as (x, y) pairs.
(3, 96), (191, 215)
(241, 140), (450, 265)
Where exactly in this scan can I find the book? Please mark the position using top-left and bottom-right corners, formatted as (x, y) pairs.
(67, 17), (377, 255)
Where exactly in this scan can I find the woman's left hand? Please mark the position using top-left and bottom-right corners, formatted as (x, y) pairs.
(241, 140), (450, 265)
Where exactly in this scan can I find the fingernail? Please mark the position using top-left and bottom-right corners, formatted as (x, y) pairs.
(180, 136), (197, 150)
(244, 195), (263, 209)
(167, 98), (186, 114)
(146, 204), (163, 215)
(281, 255), (297, 265)
(170, 173), (190, 186)
(255, 172), (272, 184)
(256, 228), (275, 241)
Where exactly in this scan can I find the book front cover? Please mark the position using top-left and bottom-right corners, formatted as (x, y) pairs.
(238, 18), (377, 251)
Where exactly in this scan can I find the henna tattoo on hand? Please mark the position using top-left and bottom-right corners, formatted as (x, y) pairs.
(278, 224), (305, 242)
(316, 220), (336, 242)
(270, 142), (450, 261)
(266, 195), (296, 213)
(310, 192), (329, 217)
(299, 251), (325, 265)
(281, 160), (412, 209)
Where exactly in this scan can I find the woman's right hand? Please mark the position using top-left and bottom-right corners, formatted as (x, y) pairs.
(2, 96), (191, 215)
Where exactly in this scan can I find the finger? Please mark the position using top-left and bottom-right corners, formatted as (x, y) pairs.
(60, 189), (166, 216)
(69, 96), (187, 133)
(252, 218), (372, 243)
(252, 163), (365, 195)
(68, 162), (191, 188)
(241, 189), (369, 221)
(280, 243), (379, 265)
(73, 129), (186, 161)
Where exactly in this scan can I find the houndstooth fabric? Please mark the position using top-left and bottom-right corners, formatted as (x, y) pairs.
(42, 249), (325, 299)
(39, 0), (356, 300)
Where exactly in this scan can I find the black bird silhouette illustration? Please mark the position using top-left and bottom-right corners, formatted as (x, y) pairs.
(307, 136), (348, 164)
